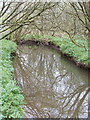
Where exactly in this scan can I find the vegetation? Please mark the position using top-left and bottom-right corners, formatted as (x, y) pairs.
(0, 1), (90, 118)
(0, 40), (24, 119)
(0, 2), (89, 68)
(50, 36), (89, 66)
(0, 2), (90, 42)
(21, 34), (89, 67)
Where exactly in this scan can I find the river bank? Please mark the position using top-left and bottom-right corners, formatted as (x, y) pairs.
(0, 39), (24, 119)
(20, 34), (89, 69)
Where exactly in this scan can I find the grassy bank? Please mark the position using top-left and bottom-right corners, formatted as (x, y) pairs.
(21, 34), (89, 67)
(0, 40), (24, 119)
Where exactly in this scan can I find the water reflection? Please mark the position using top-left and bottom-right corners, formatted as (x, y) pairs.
(13, 45), (89, 118)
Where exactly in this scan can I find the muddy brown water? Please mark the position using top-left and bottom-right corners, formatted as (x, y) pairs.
(13, 45), (89, 118)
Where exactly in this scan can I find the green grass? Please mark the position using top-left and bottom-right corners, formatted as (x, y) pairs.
(0, 39), (24, 119)
(21, 34), (89, 67)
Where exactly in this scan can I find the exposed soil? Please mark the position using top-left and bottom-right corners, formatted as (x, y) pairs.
(17, 39), (90, 70)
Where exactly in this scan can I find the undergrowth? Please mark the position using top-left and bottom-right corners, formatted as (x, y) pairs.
(50, 36), (89, 66)
(21, 34), (89, 67)
(0, 39), (24, 119)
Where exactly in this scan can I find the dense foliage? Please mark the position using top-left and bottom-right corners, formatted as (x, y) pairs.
(21, 34), (89, 67)
(0, 40), (24, 119)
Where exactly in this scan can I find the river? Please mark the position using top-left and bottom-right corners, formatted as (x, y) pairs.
(13, 45), (89, 118)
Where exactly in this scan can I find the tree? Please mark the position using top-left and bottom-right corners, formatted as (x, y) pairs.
(0, 1), (57, 40)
